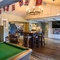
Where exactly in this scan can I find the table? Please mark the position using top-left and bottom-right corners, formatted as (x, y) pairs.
(23, 32), (45, 48)
(0, 42), (32, 60)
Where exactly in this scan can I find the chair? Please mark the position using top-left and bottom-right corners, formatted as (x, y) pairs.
(33, 32), (45, 48)
(5, 36), (9, 42)
(9, 34), (19, 44)
(33, 33), (39, 48)
(39, 33), (45, 47)
(23, 32), (33, 48)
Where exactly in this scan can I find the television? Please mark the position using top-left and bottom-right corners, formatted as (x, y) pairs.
(52, 21), (60, 28)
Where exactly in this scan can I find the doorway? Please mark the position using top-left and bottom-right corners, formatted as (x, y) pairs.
(41, 22), (48, 38)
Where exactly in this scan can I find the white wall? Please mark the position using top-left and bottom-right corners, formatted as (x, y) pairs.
(0, 18), (9, 41)
(25, 4), (60, 19)
(48, 22), (60, 39)
(0, 13), (27, 41)
(0, 13), (27, 22)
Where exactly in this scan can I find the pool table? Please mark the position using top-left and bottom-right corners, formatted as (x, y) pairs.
(0, 42), (32, 60)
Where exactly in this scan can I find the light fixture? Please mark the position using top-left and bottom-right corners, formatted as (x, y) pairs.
(52, 0), (55, 1)
(57, 13), (60, 15)
(26, 5), (43, 15)
(0, 0), (3, 2)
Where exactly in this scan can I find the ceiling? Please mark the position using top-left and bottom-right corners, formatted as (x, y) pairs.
(43, 0), (60, 6)
(0, 0), (60, 21)
(0, 0), (18, 7)
(0, 0), (60, 7)
(28, 15), (60, 22)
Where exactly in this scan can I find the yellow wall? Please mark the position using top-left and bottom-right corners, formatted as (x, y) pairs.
(24, 22), (29, 32)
